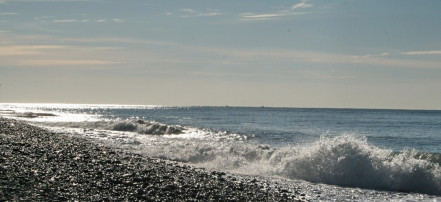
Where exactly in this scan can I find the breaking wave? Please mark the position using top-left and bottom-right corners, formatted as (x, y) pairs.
(38, 119), (441, 196)
(140, 134), (441, 195)
(277, 135), (441, 195)
(110, 120), (183, 135)
(44, 120), (184, 135)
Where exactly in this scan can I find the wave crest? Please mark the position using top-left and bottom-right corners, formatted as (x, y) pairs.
(110, 120), (183, 135)
(141, 134), (441, 195)
(43, 120), (184, 135)
(277, 135), (441, 195)
(40, 119), (441, 196)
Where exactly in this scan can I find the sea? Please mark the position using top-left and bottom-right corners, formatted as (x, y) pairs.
(1, 103), (441, 201)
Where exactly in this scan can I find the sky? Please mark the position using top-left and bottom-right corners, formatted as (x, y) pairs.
(1, 0), (441, 109)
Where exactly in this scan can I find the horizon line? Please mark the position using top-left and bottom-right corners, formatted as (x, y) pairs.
(1, 102), (440, 111)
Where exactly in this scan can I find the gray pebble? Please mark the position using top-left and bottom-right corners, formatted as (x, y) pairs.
(0, 118), (307, 201)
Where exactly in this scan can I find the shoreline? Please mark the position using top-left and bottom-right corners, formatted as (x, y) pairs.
(0, 118), (305, 201)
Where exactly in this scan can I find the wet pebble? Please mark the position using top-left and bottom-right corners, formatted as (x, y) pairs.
(0, 118), (307, 201)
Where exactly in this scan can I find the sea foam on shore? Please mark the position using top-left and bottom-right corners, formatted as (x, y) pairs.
(0, 118), (303, 201)
(2, 106), (441, 201)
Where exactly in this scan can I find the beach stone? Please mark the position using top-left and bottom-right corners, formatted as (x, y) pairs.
(0, 118), (305, 201)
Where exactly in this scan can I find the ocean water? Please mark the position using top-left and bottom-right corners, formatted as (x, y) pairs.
(1, 103), (441, 201)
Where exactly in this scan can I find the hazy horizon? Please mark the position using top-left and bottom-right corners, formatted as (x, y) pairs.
(1, 0), (441, 110)
(2, 102), (441, 112)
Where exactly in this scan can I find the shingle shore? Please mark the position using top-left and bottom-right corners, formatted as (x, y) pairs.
(0, 118), (305, 201)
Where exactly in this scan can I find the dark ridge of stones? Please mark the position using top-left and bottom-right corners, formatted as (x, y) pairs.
(0, 118), (307, 201)
(16, 112), (57, 118)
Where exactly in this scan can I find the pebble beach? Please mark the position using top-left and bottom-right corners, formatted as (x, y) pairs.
(0, 118), (306, 201)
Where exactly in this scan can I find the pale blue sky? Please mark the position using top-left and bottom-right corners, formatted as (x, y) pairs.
(1, 0), (441, 109)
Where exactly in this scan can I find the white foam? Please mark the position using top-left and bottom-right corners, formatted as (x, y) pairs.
(3, 103), (441, 198)
(275, 135), (441, 195)
(36, 118), (441, 196)
(128, 134), (441, 196)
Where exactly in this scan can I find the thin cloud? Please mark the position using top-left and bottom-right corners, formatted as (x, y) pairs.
(112, 18), (125, 23)
(24, 35), (178, 46)
(53, 19), (77, 23)
(0, 45), (66, 56)
(4, 32), (439, 71)
(178, 8), (222, 18)
(34, 16), (54, 20)
(180, 8), (196, 13)
(197, 11), (222, 17)
(50, 18), (123, 23)
(241, 12), (308, 21)
(191, 46), (441, 69)
(292, 0), (313, 9)
(18, 59), (122, 66)
(0, 43), (127, 68)
(0, 45), (121, 56)
(303, 70), (356, 80)
(240, 0), (312, 21)
(353, 52), (390, 58)
(0, 12), (18, 15)
(401, 50), (441, 55)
